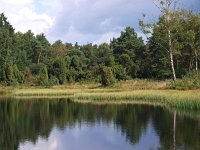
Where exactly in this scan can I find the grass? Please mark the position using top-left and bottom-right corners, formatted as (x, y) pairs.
(1, 79), (200, 109)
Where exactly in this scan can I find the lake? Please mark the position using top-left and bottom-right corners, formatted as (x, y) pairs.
(0, 98), (199, 150)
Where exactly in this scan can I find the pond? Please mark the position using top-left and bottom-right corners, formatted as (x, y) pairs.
(0, 98), (199, 150)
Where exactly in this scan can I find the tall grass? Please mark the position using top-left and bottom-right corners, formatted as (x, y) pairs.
(114, 79), (170, 90)
(0, 79), (197, 109)
(11, 87), (200, 109)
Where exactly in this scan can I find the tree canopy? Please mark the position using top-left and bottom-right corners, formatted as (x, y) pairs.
(0, 9), (200, 86)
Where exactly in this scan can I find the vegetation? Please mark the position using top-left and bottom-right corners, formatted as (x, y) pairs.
(170, 71), (200, 89)
(0, 1), (200, 87)
(7, 80), (198, 109)
(0, 0), (200, 108)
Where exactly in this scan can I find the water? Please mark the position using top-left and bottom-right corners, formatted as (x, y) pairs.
(0, 99), (199, 150)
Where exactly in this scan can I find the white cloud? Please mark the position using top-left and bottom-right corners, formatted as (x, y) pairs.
(0, 0), (199, 44)
(0, 0), (54, 35)
(94, 32), (121, 44)
(13, 7), (53, 34)
(1, 0), (33, 5)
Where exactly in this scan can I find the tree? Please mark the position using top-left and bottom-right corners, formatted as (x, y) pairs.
(13, 32), (30, 70)
(51, 59), (66, 84)
(0, 13), (15, 84)
(51, 40), (68, 58)
(111, 27), (145, 78)
(97, 43), (115, 67)
(35, 33), (50, 64)
(140, 0), (179, 80)
(100, 67), (115, 86)
(180, 11), (200, 71)
(153, 0), (179, 80)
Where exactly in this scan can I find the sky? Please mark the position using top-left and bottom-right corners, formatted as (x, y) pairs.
(0, 0), (199, 44)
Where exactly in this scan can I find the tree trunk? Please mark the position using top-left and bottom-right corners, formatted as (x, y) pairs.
(168, 29), (176, 81)
(166, 2), (176, 81)
(195, 48), (198, 71)
(37, 52), (41, 64)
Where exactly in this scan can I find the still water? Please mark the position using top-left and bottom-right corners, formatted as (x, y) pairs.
(0, 98), (199, 150)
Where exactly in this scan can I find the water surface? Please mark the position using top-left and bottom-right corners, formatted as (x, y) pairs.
(0, 99), (199, 150)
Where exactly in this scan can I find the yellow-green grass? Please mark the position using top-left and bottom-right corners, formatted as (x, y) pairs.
(11, 87), (200, 109)
(1, 80), (200, 109)
(113, 79), (170, 90)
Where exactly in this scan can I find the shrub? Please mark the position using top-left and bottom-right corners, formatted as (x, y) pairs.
(170, 70), (200, 90)
(28, 64), (49, 86)
(100, 66), (115, 86)
(49, 75), (59, 86)
(113, 65), (127, 80)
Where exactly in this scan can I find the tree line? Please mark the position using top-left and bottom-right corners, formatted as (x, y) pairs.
(0, 1), (200, 86)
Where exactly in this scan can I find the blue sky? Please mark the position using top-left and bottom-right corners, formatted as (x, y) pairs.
(0, 0), (199, 44)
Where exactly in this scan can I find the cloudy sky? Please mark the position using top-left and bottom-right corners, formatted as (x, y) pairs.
(0, 0), (199, 44)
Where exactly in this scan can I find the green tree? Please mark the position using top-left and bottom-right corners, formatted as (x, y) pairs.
(51, 59), (66, 84)
(111, 27), (145, 78)
(35, 33), (50, 64)
(0, 13), (15, 84)
(100, 67), (115, 86)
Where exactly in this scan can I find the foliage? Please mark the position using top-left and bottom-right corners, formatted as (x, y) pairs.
(0, 11), (200, 87)
(100, 67), (115, 86)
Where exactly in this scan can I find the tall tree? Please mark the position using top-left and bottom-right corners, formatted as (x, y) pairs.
(111, 27), (145, 78)
(140, 0), (180, 80)
(0, 13), (15, 83)
(153, 0), (178, 80)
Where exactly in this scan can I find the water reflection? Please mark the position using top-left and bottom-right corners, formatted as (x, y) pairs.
(0, 99), (199, 150)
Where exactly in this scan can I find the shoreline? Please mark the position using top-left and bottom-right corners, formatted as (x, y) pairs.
(0, 80), (200, 109)
(0, 86), (199, 109)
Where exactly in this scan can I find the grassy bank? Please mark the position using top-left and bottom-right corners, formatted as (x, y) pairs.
(8, 80), (199, 109)
(1, 80), (200, 109)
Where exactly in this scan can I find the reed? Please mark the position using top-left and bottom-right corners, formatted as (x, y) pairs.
(0, 80), (197, 109)
(11, 87), (200, 109)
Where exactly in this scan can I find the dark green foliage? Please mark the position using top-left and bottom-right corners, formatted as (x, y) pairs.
(28, 64), (49, 86)
(113, 65), (127, 80)
(13, 64), (23, 83)
(5, 63), (14, 85)
(70, 55), (82, 70)
(0, 12), (200, 86)
(49, 75), (59, 86)
(100, 67), (115, 86)
(51, 59), (66, 84)
(111, 27), (144, 77)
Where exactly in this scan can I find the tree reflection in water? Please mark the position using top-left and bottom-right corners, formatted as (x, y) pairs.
(0, 99), (199, 150)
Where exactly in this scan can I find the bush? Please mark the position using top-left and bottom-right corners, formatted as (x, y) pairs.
(113, 65), (127, 80)
(100, 66), (115, 86)
(13, 64), (23, 83)
(170, 70), (200, 90)
(49, 75), (59, 86)
(27, 64), (49, 86)
(38, 65), (49, 86)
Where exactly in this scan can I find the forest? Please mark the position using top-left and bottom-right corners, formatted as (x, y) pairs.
(0, 2), (200, 87)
